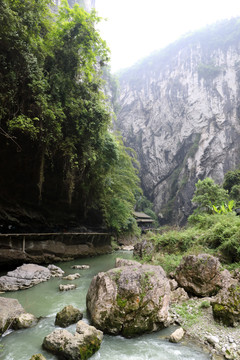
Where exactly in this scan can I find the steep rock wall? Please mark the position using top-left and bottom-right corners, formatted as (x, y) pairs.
(117, 26), (240, 224)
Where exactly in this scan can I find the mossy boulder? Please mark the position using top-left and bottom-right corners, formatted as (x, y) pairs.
(13, 312), (38, 329)
(174, 254), (231, 297)
(55, 305), (83, 328)
(42, 320), (103, 360)
(86, 263), (170, 337)
(212, 284), (240, 326)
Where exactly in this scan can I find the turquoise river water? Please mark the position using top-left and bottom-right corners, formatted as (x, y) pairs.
(0, 251), (210, 360)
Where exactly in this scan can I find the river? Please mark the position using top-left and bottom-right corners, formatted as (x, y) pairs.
(0, 251), (210, 360)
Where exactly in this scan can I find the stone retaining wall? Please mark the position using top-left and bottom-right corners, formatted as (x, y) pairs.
(0, 233), (112, 269)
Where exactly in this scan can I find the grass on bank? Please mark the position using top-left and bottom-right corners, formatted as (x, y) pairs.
(136, 213), (240, 274)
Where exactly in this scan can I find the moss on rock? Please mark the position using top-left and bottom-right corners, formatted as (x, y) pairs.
(212, 284), (240, 326)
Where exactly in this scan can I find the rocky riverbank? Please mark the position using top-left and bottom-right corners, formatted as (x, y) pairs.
(170, 297), (240, 360)
(1, 253), (239, 360)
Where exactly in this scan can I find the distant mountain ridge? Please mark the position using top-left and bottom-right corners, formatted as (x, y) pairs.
(117, 17), (240, 225)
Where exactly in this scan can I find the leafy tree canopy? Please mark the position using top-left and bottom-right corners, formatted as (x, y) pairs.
(0, 0), (141, 234)
(191, 178), (229, 214)
(223, 169), (240, 206)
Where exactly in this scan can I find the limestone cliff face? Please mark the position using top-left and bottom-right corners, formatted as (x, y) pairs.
(117, 20), (240, 224)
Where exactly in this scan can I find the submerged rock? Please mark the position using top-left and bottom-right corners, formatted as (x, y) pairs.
(212, 284), (240, 326)
(174, 254), (231, 297)
(0, 264), (51, 291)
(71, 265), (90, 270)
(59, 284), (76, 291)
(43, 320), (103, 360)
(55, 305), (83, 328)
(86, 263), (170, 337)
(0, 297), (25, 335)
(63, 273), (81, 280)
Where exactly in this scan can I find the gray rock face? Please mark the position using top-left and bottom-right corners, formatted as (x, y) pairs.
(117, 28), (240, 224)
(55, 305), (83, 328)
(43, 320), (103, 360)
(0, 297), (25, 334)
(174, 254), (231, 297)
(86, 263), (170, 337)
(0, 264), (51, 292)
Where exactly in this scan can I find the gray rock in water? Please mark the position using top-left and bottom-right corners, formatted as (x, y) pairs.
(12, 312), (38, 330)
(169, 327), (185, 343)
(0, 297), (25, 334)
(55, 305), (83, 327)
(62, 273), (81, 280)
(0, 264), (51, 292)
(86, 263), (170, 337)
(47, 264), (64, 277)
(71, 265), (90, 270)
(59, 284), (76, 291)
(43, 320), (103, 360)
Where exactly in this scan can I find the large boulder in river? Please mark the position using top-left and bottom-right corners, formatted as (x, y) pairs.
(43, 320), (103, 360)
(0, 264), (51, 291)
(55, 305), (83, 328)
(174, 254), (231, 297)
(86, 263), (170, 337)
(212, 284), (240, 326)
(0, 297), (25, 334)
(12, 312), (38, 330)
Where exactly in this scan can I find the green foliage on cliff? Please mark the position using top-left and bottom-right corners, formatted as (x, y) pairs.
(223, 169), (240, 206)
(0, 0), (141, 234)
(190, 178), (229, 214)
(198, 63), (222, 81)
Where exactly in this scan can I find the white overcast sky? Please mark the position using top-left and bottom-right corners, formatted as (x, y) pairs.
(95, 0), (240, 72)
